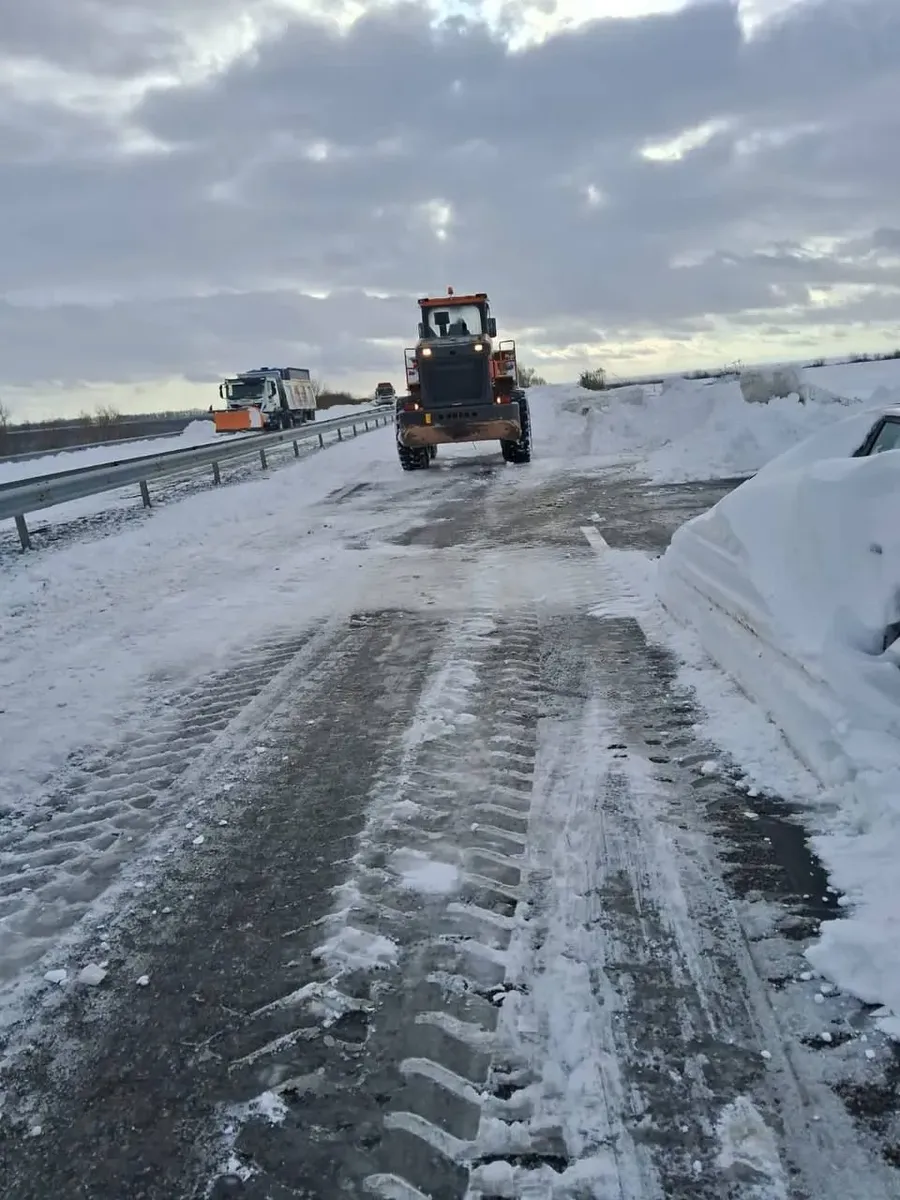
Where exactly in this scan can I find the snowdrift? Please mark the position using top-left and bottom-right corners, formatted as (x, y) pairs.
(0, 419), (220, 484)
(0, 408), (378, 486)
(659, 404), (900, 1020)
(532, 371), (859, 482)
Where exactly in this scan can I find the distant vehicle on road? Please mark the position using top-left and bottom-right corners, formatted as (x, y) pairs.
(214, 367), (317, 432)
(373, 382), (397, 406)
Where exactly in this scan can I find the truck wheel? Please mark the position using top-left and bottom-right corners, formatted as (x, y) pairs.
(398, 440), (430, 471)
(501, 391), (532, 463)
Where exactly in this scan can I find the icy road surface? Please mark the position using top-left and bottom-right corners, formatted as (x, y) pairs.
(2, 392), (900, 1199)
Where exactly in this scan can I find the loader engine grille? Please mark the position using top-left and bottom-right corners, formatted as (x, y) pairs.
(419, 353), (489, 407)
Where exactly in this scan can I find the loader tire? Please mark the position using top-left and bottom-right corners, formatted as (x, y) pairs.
(501, 391), (532, 464)
(397, 440), (431, 471)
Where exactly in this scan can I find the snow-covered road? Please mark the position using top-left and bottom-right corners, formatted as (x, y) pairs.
(3, 376), (900, 1198)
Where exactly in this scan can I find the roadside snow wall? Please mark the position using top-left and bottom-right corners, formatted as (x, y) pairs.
(659, 410), (900, 1020)
(531, 373), (859, 482)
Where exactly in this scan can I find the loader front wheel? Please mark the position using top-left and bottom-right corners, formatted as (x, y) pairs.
(501, 391), (532, 464)
(397, 439), (431, 471)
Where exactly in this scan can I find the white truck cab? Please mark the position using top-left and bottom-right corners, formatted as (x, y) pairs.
(215, 367), (317, 432)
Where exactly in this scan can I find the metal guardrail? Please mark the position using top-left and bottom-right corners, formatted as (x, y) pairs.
(0, 427), (186, 465)
(1, 408), (393, 550)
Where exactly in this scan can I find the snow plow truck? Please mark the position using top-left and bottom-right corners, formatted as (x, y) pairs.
(213, 367), (317, 432)
(395, 289), (531, 470)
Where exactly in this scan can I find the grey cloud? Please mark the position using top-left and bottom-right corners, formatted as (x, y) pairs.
(1, 2), (179, 76)
(137, 3), (738, 154)
(0, 290), (410, 385)
(2, 0), (900, 388)
(0, 0), (280, 76)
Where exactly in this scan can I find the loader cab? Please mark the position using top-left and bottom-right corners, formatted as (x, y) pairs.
(411, 292), (499, 410)
(418, 293), (497, 342)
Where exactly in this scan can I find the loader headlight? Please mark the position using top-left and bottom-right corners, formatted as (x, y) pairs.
(421, 346), (432, 356)
(473, 343), (483, 351)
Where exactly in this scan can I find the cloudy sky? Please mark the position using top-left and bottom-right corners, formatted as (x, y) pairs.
(1, 0), (899, 419)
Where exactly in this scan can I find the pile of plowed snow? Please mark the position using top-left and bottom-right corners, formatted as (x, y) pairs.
(531, 372), (861, 482)
(0, 418), (220, 484)
(659, 401), (900, 1025)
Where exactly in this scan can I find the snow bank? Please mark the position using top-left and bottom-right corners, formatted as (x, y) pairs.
(531, 373), (860, 482)
(805, 357), (900, 401)
(320, 403), (372, 420)
(659, 407), (900, 1019)
(0, 419), (221, 484)
(0, 408), (379, 485)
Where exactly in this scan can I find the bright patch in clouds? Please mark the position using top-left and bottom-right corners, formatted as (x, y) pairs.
(285, 0), (813, 45)
(641, 119), (731, 162)
(422, 200), (453, 241)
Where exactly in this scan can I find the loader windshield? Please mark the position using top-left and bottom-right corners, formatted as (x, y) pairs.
(424, 303), (484, 338)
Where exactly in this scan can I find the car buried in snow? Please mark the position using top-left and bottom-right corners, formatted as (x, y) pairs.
(852, 406), (900, 457)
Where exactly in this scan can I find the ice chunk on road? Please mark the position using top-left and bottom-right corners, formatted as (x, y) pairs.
(245, 1089), (288, 1125)
(470, 1160), (515, 1194)
(715, 1095), (788, 1196)
(391, 849), (461, 895)
(77, 964), (107, 986)
(314, 926), (399, 972)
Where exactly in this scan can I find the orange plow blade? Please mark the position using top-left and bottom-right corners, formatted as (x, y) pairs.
(213, 408), (263, 432)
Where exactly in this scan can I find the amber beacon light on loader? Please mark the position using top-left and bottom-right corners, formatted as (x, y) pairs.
(395, 289), (532, 471)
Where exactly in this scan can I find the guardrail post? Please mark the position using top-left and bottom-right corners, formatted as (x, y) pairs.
(293, 440), (300, 458)
(352, 424), (358, 436)
(14, 514), (30, 551)
(364, 420), (369, 431)
(337, 428), (343, 441)
(139, 481), (151, 508)
(318, 433), (324, 448)
(212, 461), (221, 485)
(259, 448), (268, 470)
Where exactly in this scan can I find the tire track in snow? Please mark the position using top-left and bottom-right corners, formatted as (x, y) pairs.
(584, 514), (900, 1177)
(205, 606), (545, 1199)
(0, 608), (437, 1197)
(490, 607), (897, 1200)
(0, 622), (332, 1037)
